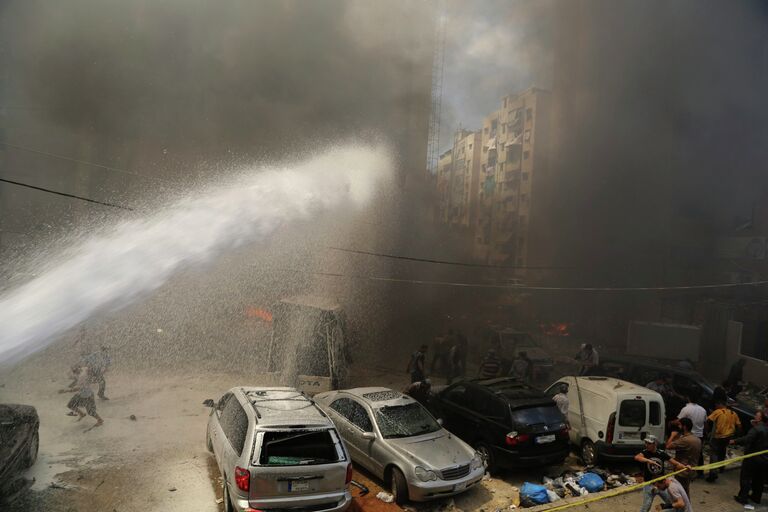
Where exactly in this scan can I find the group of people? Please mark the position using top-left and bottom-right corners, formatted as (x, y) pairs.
(61, 345), (112, 429)
(635, 389), (768, 511)
(407, 329), (469, 385)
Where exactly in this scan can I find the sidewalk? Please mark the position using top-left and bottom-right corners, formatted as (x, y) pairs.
(541, 471), (766, 512)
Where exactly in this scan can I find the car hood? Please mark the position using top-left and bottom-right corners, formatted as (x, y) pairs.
(387, 430), (474, 469)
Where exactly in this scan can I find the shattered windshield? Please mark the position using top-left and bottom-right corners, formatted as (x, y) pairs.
(374, 403), (442, 439)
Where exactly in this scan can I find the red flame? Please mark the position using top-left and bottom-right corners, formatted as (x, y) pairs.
(245, 306), (273, 323)
(541, 322), (572, 336)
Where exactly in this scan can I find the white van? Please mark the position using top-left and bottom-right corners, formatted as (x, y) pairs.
(544, 376), (665, 465)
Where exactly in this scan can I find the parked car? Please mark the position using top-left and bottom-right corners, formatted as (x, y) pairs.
(429, 377), (569, 471)
(0, 404), (39, 504)
(593, 354), (756, 427)
(204, 387), (352, 512)
(544, 376), (666, 465)
(486, 328), (554, 382)
(314, 387), (484, 505)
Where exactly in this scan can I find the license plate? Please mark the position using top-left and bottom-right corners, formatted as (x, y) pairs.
(453, 481), (468, 492)
(536, 434), (556, 444)
(289, 481), (310, 492)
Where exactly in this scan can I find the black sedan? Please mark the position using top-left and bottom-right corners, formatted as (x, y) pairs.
(429, 378), (569, 472)
(0, 404), (40, 504)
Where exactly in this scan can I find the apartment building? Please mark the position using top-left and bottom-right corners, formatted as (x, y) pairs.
(436, 129), (481, 229)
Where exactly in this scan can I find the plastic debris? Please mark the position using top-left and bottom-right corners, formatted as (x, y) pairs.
(376, 491), (394, 503)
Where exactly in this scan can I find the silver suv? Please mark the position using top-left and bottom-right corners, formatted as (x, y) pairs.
(204, 387), (352, 512)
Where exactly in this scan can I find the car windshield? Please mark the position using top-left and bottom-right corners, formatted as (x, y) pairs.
(374, 403), (442, 439)
(510, 405), (564, 426)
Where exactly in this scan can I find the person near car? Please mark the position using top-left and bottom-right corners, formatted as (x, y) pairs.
(509, 351), (533, 383)
(430, 332), (450, 376)
(552, 383), (569, 417)
(729, 409), (768, 505)
(652, 477), (694, 512)
(675, 393), (706, 472)
(66, 365), (104, 428)
(635, 435), (688, 512)
(403, 379), (432, 407)
(478, 348), (502, 379)
(575, 343), (598, 375)
(666, 417), (701, 498)
(704, 401), (741, 482)
(407, 344), (428, 383)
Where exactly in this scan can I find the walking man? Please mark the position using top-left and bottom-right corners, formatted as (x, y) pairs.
(407, 344), (428, 383)
(66, 365), (104, 429)
(86, 345), (112, 400)
(552, 383), (570, 418)
(652, 477), (693, 511)
(675, 393), (706, 473)
(704, 401), (741, 482)
(730, 410), (768, 505)
(635, 435), (688, 512)
(666, 417), (701, 498)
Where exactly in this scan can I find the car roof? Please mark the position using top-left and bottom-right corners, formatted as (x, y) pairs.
(237, 387), (332, 428)
(463, 378), (554, 407)
(277, 295), (342, 311)
(599, 354), (703, 379)
(568, 376), (661, 397)
(343, 387), (416, 408)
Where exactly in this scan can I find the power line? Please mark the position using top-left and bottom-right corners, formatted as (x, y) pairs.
(328, 246), (574, 270)
(0, 177), (134, 211)
(0, 140), (169, 185)
(270, 267), (768, 292)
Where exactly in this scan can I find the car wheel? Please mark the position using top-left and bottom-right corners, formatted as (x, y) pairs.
(23, 429), (39, 468)
(474, 442), (495, 473)
(390, 467), (409, 505)
(580, 440), (598, 466)
(222, 477), (234, 512)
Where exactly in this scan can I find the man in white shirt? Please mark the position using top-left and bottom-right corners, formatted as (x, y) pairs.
(676, 393), (707, 473)
(553, 383), (570, 417)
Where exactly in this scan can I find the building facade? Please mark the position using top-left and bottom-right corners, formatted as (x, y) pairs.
(436, 129), (481, 230)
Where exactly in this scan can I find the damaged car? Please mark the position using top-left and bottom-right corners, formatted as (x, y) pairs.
(314, 387), (485, 505)
(0, 404), (40, 504)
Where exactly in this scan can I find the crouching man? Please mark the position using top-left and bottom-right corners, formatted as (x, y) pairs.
(653, 477), (693, 512)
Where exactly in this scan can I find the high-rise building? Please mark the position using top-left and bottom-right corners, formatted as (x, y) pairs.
(435, 129), (481, 230)
(474, 87), (551, 270)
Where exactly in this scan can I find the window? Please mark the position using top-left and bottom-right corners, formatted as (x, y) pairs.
(259, 430), (341, 466)
(330, 398), (372, 432)
(216, 393), (233, 417)
(618, 399), (646, 427)
(524, 129), (531, 142)
(220, 397), (249, 455)
(740, 320), (768, 362)
(444, 384), (468, 406)
(511, 405), (564, 426)
(491, 119), (498, 131)
(468, 144), (472, 150)
(375, 403), (441, 438)
(471, 390), (507, 421)
(522, 172), (529, 181)
(649, 401), (662, 426)
(521, 193), (527, 202)
(523, 150), (530, 160)
(526, 108), (533, 121)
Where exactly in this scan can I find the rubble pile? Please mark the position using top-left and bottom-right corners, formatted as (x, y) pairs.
(519, 468), (637, 508)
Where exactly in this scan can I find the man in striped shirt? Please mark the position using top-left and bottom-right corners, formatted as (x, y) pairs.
(478, 348), (502, 379)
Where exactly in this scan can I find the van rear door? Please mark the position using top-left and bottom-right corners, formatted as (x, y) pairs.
(613, 397), (647, 445)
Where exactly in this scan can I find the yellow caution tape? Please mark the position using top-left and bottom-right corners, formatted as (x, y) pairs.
(538, 448), (768, 512)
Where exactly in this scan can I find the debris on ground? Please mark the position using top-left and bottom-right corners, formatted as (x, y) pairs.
(376, 491), (394, 503)
(518, 467), (640, 507)
(168, 487), (177, 492)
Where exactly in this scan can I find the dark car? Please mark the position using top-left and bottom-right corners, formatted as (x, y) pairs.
(429, 378), (569, 471)
(593, 355), (756, 428)
(0, 404), (40, 504)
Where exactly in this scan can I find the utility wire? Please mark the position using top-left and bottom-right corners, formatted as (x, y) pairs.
(0, 140), (170, 185)
(0, 177), (134, 211)
(270, 267), (768, 292)
(328, 246), (574, 270)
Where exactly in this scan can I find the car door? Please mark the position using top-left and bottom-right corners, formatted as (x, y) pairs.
(329, 397), (376, 472)
(211, 393), (233, 472)
(436, 383), (476, 441)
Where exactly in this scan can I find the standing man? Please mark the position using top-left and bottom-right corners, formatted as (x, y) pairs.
(447, 339), (461, 384)
(635, 435), (688, 512)
(478, 348), (502, 379)
(430, 332), (450, 377)
(407, 344), (428, 383)
(730, 410), (768, 505)
(403, 379), (432, 407)
(704, 401), (741, 482)
(510, 351), (533, 383)
(552, 383), (570, 418)
(575, 343), (599, 375)
(675, 393), (707, 472)
(87, 345), (112, 400)
(666, 417), (701, 498)
(652, 477), (694, 512)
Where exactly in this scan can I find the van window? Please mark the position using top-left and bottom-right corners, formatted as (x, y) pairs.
(619, 399), (646, 427)
(259, 430), (341, 466)
(649, 401), (662, 426)
(220, 398), (249, 455)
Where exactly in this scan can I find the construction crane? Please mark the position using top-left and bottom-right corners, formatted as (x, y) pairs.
(426, 9), (447, 176)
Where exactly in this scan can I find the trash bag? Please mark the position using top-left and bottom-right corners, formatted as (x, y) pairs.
(520, 482), (550, 505)
(578, 472), (605, 493)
